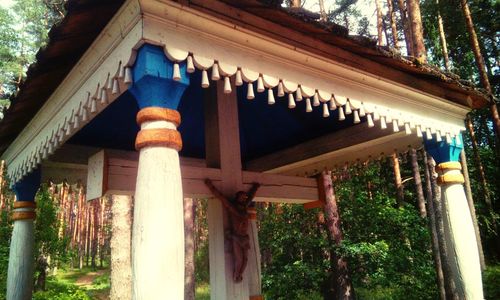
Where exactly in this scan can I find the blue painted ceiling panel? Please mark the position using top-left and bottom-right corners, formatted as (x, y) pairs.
(68, 70), (362, 162)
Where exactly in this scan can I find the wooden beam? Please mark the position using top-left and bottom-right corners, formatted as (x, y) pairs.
(245, 124), (393, 172)
(41, 161), (88, 184)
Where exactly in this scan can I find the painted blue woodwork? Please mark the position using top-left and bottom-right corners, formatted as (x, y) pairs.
(424, 134), (463, 164)
(69, 68), (359, 161)
(129, 44), (190, 109)
(13, 168), (41, 201)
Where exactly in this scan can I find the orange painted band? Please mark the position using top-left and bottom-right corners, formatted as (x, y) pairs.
(437, 173), (465, 185)
(247, 209), (257, 220)
(13, 202), (36, 209)
(11, 211), (36, 221)
(250, 296), (264, 300)
(436, 162), (461, 172)
(135, 128), (183, 151)
(303, 200), (324, 210)
(136, 107), (181, 127)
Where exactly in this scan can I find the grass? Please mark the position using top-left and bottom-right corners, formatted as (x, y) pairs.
(33, 266), (110, 300)
(196, 283), (210, 300)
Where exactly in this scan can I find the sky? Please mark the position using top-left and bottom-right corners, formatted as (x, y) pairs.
(0, 0), (13, 8)
(0, 0), (379, 37)
(303, 0), (378, 37)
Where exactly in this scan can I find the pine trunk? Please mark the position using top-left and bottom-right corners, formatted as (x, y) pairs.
(91, 201), (99, 270)
(423, 151), (446, 300)
(427, 156), (460, 299)
(460, 150), (486, 270)
(375, 0), (384, 46)
(110, 195), (133, 300)
(318, 0), (327, 21)
(392, 152), (404, 206)
(397, 0), (414, 56)
(291, 0), (301, 8)
(466, 116), (491, 207)
(460, 0), (500, 140)
(319, 171), (355, 299)
(406, 0), (426, 62)
(411, 148), (427, 218)
(436, 0), (450, 71)
(387, 0), (399, 49)
(184, 198), (196, 300)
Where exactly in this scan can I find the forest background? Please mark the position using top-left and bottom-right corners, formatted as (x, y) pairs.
(0, 0), (499, 299)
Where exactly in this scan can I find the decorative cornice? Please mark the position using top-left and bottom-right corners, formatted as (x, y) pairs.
(3, 0), (471, 184)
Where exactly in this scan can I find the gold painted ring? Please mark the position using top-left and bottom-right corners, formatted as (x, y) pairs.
(136, 107), (181, 127)
(436, 162), (462, 172)
(11, 211), (36, 221)
(437, 173), (465, 185)
(13, 201), (36, 209)
(135, 128), (183, 151)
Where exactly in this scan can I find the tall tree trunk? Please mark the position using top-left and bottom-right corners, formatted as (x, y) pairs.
(318, 0), (327, 21)
(85, 207), (92, 267)
(460, 150), (486, 271)
(460, 0), (500, 140)
(375, 0), (384, 45)
(392, 152), (404, 206)
(427, 156), (460, 299)
(407, 0), (426, 62)
(291, 0), (301, 8)
(0, 160), (5, 211)
(466, 115), (491, 207)
(184, 198), (196, 300)
(423, 151), (446, 300)
(436, 0), (450, 71)
(387, 0), (399, 49)
(319, 171), (355, 299)
(91, 201), (99, 270)
(410, 148), (427, 218)
(110, 195), (133, 300)
(397, 0), (414, 56)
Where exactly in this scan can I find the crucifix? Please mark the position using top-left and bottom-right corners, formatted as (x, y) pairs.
(205, 178), (260, 282)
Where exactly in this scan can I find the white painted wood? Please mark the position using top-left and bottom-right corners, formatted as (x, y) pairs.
(247, 218), (262, 298)
(205, 80), (248, 300)
(7, 218), (35, 300)
(2, 0), (142, 182)
(4, 0), (472, 183)
(110, 195), (133, 300)
(41, 161), (87, 184)
(132, 120), (185, 300)
(440, 169), (484, 299)
(142, 4), (468, 130)
(87, 150), (106, 201)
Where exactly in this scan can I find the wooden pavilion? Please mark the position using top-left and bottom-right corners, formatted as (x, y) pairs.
(0, 0), (489, 299)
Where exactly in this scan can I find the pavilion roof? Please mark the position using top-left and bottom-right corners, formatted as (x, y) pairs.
(0, 0), (489, 156)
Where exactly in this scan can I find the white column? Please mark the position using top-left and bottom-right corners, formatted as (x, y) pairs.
(132, 109), (184, 299)
(7, 202), (36, 300)
(436, 162), (483, 299)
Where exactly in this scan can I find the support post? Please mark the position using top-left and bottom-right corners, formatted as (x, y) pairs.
(204, 80), (250, 300)
(247, 205), (262, 300)
(7, 169), (41, 300)
(425, 134), (483, 299)
(110, 194), (133, 300)
(129, 44), (189, 299)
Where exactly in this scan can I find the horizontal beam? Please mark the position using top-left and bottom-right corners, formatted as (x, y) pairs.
(245, 124), (393, 172)
(86, 149), (318, 203)
(41, 161), (88, 184)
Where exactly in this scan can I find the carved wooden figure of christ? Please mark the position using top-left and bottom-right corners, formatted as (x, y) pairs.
(205, 179), (260, 282)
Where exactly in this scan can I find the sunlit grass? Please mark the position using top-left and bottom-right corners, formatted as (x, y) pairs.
(196, 283), (210, 300)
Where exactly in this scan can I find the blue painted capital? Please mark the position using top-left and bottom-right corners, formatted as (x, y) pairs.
(13, 168), (41, 202)
(129, 44), (190, 110)
(424, 134), (463, 164)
